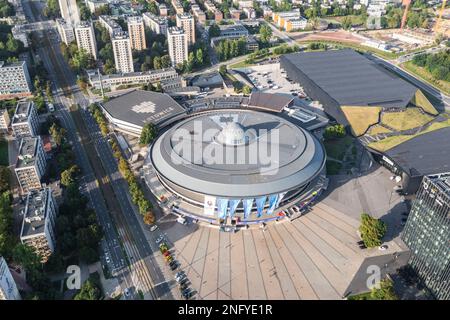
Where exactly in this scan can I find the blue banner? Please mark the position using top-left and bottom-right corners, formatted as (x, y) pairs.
(216, 198), (229, 219)
(266, 194), (279, 215)
(228, 199), (240, 218)
(242, 198), (253, 220)
(276, 192), (287, 207)
(255, 196), (267, 218)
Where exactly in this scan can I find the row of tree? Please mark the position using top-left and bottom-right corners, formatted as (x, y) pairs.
(90, 104), (155, 223)
(60, 42), (96, 72)
(216, 37), (247, 61)
(0, 0), (14, 18)
(412, 50), (450, 82)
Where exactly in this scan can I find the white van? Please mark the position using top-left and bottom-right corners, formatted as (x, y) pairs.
(177, 216), (187, 225)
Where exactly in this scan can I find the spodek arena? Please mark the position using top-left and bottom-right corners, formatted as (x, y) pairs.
(146, 103), (328, 226)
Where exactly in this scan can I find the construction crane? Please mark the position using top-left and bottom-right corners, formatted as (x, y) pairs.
(400, 0), (412, 30)
(434, 0), (448, 34)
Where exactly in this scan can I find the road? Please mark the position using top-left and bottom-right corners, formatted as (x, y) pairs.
(23, 0), (176, 299)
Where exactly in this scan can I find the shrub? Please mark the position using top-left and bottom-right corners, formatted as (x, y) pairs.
(359, 213), (387, 248)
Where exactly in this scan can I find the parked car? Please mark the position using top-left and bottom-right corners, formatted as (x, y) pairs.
(170, 262), (179, 271)
(165, 255), (174, 263)
(179, 283), (188, 291)
(155, 235), (165, 244)
(379, 245), (388, 251)
(149, 225), (158, 232)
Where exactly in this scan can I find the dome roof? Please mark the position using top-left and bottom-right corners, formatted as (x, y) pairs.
(216, 122), (248, 146)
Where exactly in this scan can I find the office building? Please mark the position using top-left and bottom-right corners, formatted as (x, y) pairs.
(20, 188), (57, 263)
(56, 18), (75, 45)
(0, 256), (21, 300)
(11, 101), (39, 139)
(401, 173), (450, 300)
(58, 0), (80, 25)
(0, 61), (32, 100)
(15, 137), (46, 193)
(142, 12), (168, 36)
(75, 21), (98, 60)
(167, 27), (188, 66)
(112, 31), (134, 73)
(127, 16), (147, 51)
(176, 13), (195, 46)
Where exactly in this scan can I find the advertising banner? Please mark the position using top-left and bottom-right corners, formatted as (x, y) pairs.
(243, 198), (254, 220)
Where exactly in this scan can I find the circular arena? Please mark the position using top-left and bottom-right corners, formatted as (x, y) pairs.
(148, 108), (327, 226)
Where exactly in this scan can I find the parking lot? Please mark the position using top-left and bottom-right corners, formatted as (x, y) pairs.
(235, 63), (306, 96)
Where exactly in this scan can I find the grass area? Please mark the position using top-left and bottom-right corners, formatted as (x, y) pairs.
(341, 106), (381, 136)
(369, 125), (392, 135)
(298, 40), (400, 60)
(381, 107), (433, 131)
(347, 291), (374, 300)
(411, 89), (439, 115)
(0, 138), (8, 166)
(326, 160), (342, 175)
(402, 61), (450, 96)
(323, 135), (354, 161)
(368, 117), (450, 152)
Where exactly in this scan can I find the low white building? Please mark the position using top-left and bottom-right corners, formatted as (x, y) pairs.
(11, 101), (39, 139)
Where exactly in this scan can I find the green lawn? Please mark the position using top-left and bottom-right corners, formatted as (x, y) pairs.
(323, 135), (354, 161)
(402, 61), (450, 96)
(381, 108), (433, 131)
(0, 139), (8, 166)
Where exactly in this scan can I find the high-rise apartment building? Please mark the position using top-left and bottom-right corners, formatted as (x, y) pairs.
(176, 13), (195, 46)
(99, 15), (122, 36)
(127, 16), (147, 51)
(0, 256), (21, 300)
(56, 18), (76, 45)
(0, 61), (32, 100)
(167, 27), (188, 67)
(112, 31), (134, 73)
(401, 173), (450, 300)
(58, 0), (80, 25)
(0, 108), (10, 133)
(11, 101), (39, 139)
(142, 12), (168, 36)
(75, 21), (98, 60)
(19, 188), (57, 263)
(15, 137), (47, 193)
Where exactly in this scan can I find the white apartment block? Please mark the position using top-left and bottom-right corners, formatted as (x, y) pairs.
(191, 6), (206, 25)
(243, 7), (256, 19)
(0, 108), (10, 133)
(75, 21), (98, 60)
(171, 0), (184, 14)
(56, 18), (75, 45)
(176, 13), (195, 46)
(167, 27), (188, 66)
(86, 0), (108, 13)
(11, 101), (39, 138)
(127, 16), (147, 51)
(112, 32), (134, 73)
(0, 61), (32, 100)
(142, 12), (168, 36)
(0, 256), (21, 300)
(15, 136), (46, 193)
(86, 68), (179, 90)
(159, 3), (168, 16)
(99, 15), (122, 36)
(20, 188), (57, 263)
(58, 0), (80, 25)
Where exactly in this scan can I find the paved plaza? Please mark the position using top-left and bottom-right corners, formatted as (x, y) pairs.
(158, 196), (407, 300)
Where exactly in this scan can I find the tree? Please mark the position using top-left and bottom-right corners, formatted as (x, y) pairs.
(0, 191), (14, 258)
(143, 211), (155, 225)
(342, 16), (353, 30)
(12, 243), (42, 269)
(359, 213), (387, 248)
(0, 166), (10, 193)
(60, 165), (79, 187)
(74, 278), (101, 300)
(6, 34), (19, 53)
(259, 24), (273, 44)
(209, 24), (221, 38)
(196, 48), (204, 66)
(370, 278), (398, 300)
(49, 123), (66, 146)
(323, 124), (346, 139)
(139, 123), (158, 145)
(242, 85), (252, 95)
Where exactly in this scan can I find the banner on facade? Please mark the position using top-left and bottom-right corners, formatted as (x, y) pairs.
(216, 198), (229, 219)
(203, 195), (216, 216)
(255, 196), (267, 218)
(243, 198), (254, 220)
(228, 199), (240, 218)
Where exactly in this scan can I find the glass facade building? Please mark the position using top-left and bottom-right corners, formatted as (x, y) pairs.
(401, 173), (450, 300)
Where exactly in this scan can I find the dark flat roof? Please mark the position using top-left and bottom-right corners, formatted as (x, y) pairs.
(281, 49), (417, 108)
(101, 90), (185, 127)
(248, 92), (294, 112)
(385, 126), (450, 177)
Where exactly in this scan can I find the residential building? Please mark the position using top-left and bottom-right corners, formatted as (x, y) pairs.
(75, 21), (98, 60)
(229, 8), (242, 20)
(112, 31), (134, 73)
(56, 18), (75, 45)
(58, 0), (80, 25)
(214, 10), (223, 22)
(167, 27), (188, 66)
(11, 101), (39, 138)
(243, 7), (256, 19)
(11, 26), (29, 48)
(272, 9), (301, 28)
(0, 61), (32, 100)
(99, 15), (122, 36)
(86, 0), (108, 13)
(86, 68), (179, 90)
(171, 0), (184, 14)
(0, 256), (21, 300)
(192, 6), (207, 25)
(0, 108), (10, 133)
(176, 13), (196, 46)
(127, 16), (147, 51)
(20, 188), (57, 263)
(238, 0), (253, 8)
(262, 5), (272, 18)
(401, 173), (450, 300)
(159, 3), (168, 16)
(142, 12), (168, 36)
(284, 17), (308, 31)
(15, 137), (46, 193)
